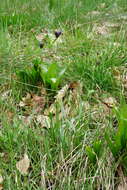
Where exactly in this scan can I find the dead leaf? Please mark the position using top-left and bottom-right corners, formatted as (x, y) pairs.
(22, 93), (31, 102)
(32, 94), (44, 105)
(102, 97), (117, 108)
(0, 185), (3, 190)
(119, 15), (127, 21)
(94, 25), (109, 35)
(117, 166), (127, 190)
(87, 11), (100, 16)
(19, 101), (26, 107)
(1, 90), (12, 100)
(32, 95), (45, 113)
(70, 82), (83, 98)
(36, 115), (50, 128)
(55, 84), (69, 101)
(113, 42), (121, 47)
(104, 22), (120, 28)
(69, 81), (80, 90)
(30, 28), (35, 33)
(16, 153), (30, 175)
(44, 84), (69, 115)
(44, 82), (82, 118)
(0, 176), (3, 190)
(113, 67), (121, 81)
(35, 30), (55, 44)
(0, 176), (3, 184)
(19, 93), (45, 113)
(19, 93), (31, 107)
(40, 169), (46, 189)
(6, 111), (14, 123)
(18, 115), (33, 126)
(83, 101), (90, 111)
(118, 183), (127, 190)
(35, 33), (45, 42)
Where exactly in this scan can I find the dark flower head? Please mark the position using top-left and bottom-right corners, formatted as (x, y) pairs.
(54, 30), (62, 38)
(39, 42), (44, 49)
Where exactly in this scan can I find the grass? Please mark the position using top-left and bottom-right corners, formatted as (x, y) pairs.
(0, 0), (127, 189)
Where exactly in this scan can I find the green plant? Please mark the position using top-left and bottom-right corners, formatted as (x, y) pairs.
(17, 59), (65, 90)
(105, 103), (127, 170)
(1, 0), (127, 189)
(106, 103), (127, 157)
(39, 62), (65, 90)
(86, 140), (102, 164)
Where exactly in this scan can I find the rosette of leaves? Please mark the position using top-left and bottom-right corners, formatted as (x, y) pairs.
(39, 62), (65, 90)
(17, 59), (65, 90)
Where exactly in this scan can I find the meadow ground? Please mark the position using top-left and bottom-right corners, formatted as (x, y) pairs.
(0, 0), (127, 189)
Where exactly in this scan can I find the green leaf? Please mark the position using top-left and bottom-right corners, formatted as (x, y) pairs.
(86, 146), (96, 164)
(40, 63), (65, 90)
(93, 141), (102, 158)
(105, 132), (120, 157)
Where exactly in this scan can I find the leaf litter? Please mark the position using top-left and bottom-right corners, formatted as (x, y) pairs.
(117, 166), (127, 190)
(44, 81), (83, 119)
(0, 175), (3, 190)
(18, 79), (118, 129)
(19, 91), (46, 113)
(16, 153), (30, 175)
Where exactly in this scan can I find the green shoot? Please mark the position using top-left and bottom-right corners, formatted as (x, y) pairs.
(86, 140), (102, 164)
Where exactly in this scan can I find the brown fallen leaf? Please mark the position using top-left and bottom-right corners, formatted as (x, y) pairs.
(83, 101), (90, 111)
(87, 11), (100, 16)
(35, 33), (45, 42)
(19, 93), (32, 107)
(36, 115), (50, 128)
(118, 183), (127, 190)
(18, 115), (33, 126)
(0, 176), (3, 184)
(55, 84), (69, 101)
(102, 97), (117, 108)
(19, 93), (46, 113)
(16, 153), (30, 175)
(6, 111), (14, 123)
(113, 67), (121, 81)
(69, 81), (82, 103)
(32, 94), (45, 106)
(0, 176), (3, 190)
(95, 25), (108, 35)
(40, 169), (46, 189)
(1, 90), (12, 101)
(35, 30), (55, 44)
(104, 22), (120, 28)
(0, 185), (3, 190)
(44, 81), (82, 118)
(117, 166), (127, 190)
(44, 84), (69, 115)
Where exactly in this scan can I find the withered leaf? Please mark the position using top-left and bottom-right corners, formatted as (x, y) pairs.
(102, 97), (117, 108)
(36, 115), (50, 128)
(16, 153), (30, 175)
(0, 176), (3, 190)
(0, 184), (3, 190)
(0, 176), (3, 184)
